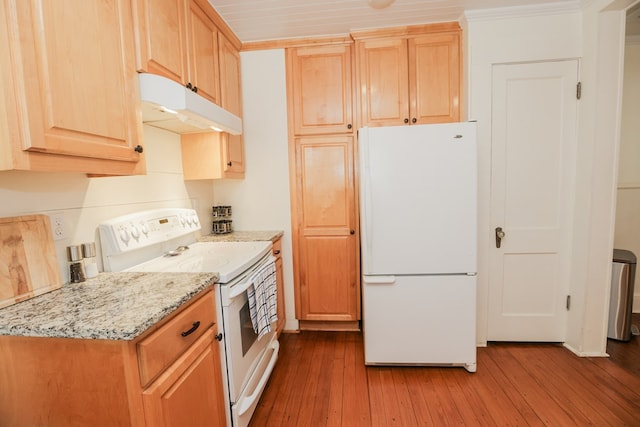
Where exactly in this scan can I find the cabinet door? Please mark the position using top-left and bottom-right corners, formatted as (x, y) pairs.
(143, 329), (227, 427)
(409, 32), (460, 124)
(219, 34), (244, 177)
(5, 0), (143, 170)
(134, 0), (188, 86)
(288, 44), (354, 135)
(186, 0), (220, 104)
(294, 136), (359, 321)
(357, 38), (409, 127)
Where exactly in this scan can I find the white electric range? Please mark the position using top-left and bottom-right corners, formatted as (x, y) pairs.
(98, 208), (279, 427)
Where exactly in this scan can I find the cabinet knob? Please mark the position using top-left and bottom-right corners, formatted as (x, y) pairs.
(274, 249), (281, 255)
(186, 82), (193, 90)
(134, 145), (144, 153)
(347, 124), (352, 129)
(192, 86), (198, 93)
(227, 161), (232, 167)
(215, 333), (223, 342)
(350, 229), (355, 235)
(412, 118), (417, 123)
(404, 118), (409, 124)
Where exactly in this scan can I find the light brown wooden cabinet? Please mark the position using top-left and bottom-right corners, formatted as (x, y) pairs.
(292, 135), (359, 324)
(0, 289), (227, 426)
(134, 0), (221, 104)
(0, 0), (144, 175)
(272, 237), (285, 335)
(355, 23), (461, 127)
(286, 42), (360, 328)
(286, 44), (354, 135)
(180, 32), (244, 180)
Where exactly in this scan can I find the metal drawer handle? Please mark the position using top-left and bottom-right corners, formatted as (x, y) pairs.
(181, 321), (201, 337)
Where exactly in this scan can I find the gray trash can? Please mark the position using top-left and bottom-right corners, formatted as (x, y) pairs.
(608, 249), (636, 341)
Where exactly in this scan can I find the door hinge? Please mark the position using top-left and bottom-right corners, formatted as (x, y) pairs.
(576, 82), (582, 100)
(566, 295), (571, 310)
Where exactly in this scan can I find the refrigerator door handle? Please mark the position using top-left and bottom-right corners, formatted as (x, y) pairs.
(363, 275), (396, 285)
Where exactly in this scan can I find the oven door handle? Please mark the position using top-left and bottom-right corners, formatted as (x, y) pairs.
(228, 277), (254, 300)
(236, 339), (280, 416)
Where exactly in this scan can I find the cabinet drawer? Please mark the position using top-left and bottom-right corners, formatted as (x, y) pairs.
(138, 291), (215, 386)
(272, 238), (282, 259)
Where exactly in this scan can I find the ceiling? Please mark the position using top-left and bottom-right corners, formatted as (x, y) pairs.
(207, 0), (640, 43)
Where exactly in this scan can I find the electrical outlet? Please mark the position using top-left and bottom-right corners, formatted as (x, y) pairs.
(51, 215), (66, 241)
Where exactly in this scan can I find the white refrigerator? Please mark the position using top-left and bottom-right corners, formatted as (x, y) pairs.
(359, 122), (477, 372)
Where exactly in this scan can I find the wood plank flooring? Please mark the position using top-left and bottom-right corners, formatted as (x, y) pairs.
(250, 316), (640, 426)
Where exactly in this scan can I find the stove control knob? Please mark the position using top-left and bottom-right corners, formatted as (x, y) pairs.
(191, 214), (199, 227)
(180, 214), (187, 226)
(140, 222), (149, 236)
(130, 225), (140, 240)
(119, 227), (130, 244)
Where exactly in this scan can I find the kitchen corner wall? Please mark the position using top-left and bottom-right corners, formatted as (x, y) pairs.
(614, 37), (640, 312)
(211, 49), (298, 331)
(0, 125), (214, 282)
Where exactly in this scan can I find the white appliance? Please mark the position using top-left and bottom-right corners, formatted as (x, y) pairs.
(359, 122), (477, 372)
(99, 208), (279, 426)
(139, 73), (243, 135)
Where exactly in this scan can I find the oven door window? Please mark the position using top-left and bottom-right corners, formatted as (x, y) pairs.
(240, 299), (258, 356)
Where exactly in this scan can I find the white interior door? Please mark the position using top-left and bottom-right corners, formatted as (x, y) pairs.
(488, 60), (578, 341)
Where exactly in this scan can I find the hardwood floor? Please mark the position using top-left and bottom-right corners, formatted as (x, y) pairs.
(250, 317), (640, 426)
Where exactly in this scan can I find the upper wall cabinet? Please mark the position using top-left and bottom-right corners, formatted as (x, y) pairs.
(0, 0), (145, 175)
(354, 23), (461, 127)
(218, 33), (244, 177)
(134, 0), (220, 105)
(287, 44), (354, 135)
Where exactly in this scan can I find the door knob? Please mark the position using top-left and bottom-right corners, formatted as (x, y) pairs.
(495, 227), (505, 248)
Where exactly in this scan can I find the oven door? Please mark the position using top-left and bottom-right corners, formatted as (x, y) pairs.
(219, 256), (279, 418)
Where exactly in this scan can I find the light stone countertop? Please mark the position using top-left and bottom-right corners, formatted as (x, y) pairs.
(0, 272), (218, 341)
(198, 230), (284, 243)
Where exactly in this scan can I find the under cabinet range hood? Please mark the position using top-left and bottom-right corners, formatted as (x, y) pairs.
(138, 73), (242, 135)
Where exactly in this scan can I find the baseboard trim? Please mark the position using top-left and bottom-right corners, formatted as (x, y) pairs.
(299, 320), (361, 331)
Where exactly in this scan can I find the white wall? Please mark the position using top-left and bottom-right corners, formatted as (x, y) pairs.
(211, 49), (298, 331)
(464, 7), (582, 346)
(0, 125), (214, 282)
(614, 38), (640, 312)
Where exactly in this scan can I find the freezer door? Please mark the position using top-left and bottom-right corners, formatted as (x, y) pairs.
(362, 274), (476, 371)
(359, 122), (477, 275)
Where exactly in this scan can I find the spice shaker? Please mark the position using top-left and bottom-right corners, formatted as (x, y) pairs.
(81, 242), (98, 279)
(66, 245), (86, 283)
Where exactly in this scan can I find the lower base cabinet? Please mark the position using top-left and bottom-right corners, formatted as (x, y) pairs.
(0, 289), (227, 426)
(142, 329), (227, 427)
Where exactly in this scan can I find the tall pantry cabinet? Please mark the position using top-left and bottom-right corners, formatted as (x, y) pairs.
(286, 43), (361, 329)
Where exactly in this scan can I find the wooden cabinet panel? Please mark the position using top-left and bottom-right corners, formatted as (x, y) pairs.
(294, 136), (359, 321)
(357, 38), (409, 127)
(186, 0), (220, 104)
(272, 238), (285, 335)
(300, 235), (357, 320)
(288, 44), (354, 135)
(142, 328), (227, 427)
(135, 0), (221, 104)
(219, 33), (245, 177)
(356, 25), (461, 127)
(410, 33), (460, 124)
(134, 0), (188, 85)
(138, 291), (215, 386)
(1, 0), (144, 174)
